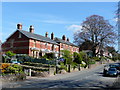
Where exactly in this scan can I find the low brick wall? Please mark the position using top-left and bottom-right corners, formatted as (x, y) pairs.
(88, 62), (101, 69)
(31, 70), (49, 77)
(1, 73), (26, 83)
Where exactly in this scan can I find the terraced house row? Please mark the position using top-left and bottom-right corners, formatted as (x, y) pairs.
(2, 24), (79, 58)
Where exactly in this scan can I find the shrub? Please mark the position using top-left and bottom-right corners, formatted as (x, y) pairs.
(42, 53), (55, 60)
(91, 57), (100, 61)
(0, 63), (10, 73)
(59, 65), (67, 71)
(80, 64), (86, 67)
(5, 51), (16, 58)
(7, 64), (23, 73)
(88, 60), (96, 64)
(59, 62), (64, 66)
(73, 52), (82, 64)
(71, 62), (78, 68)
(61, 50), (73, 64)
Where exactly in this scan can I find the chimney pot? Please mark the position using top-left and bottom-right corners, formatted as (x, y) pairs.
(17, 23), (22, 30)
(67, 38), (69, 42)
(45, 32), (48, 37)
(62, 35), (66, 41)
(51, 32), (54, 40)
(29, 25), (34, 33)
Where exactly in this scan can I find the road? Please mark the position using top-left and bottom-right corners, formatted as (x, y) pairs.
(2, 64), (118, 89)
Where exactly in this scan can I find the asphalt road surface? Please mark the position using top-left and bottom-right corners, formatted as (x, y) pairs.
(2, 64), (118, 89)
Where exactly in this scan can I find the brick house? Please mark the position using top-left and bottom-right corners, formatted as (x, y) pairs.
(54, 36), (79, 57)
(2, 23), (79, 58)
(96, 46), (112, 58)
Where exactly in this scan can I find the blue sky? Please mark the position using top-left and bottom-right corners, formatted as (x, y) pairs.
(1, 2), (118, 50)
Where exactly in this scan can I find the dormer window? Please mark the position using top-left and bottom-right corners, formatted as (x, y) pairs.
(18, 32), (22, 38)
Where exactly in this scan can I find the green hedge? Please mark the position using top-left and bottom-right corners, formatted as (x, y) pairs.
(23, 62), (54, 67)
(6, 64), (23, 73)
(59, 65), (67, 71)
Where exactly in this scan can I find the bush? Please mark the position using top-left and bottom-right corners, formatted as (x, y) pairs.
(42, 53), (55, 60)
(59, 62), (64, 65)
(88, 60), (96, 64)
(73, 52), (82, 64)
(71, 62), (78, 68)
(6, 64), (23, 73)
(91, 57), (100, 61)
(5, 51), (16, 58)
(59, 65), (67, 71)
(80, 61), (87, 68)
(23, 62), (53, 67)
(61, 50), (73, 64)
(0, 63), (10, 73)
(80, 64), (86, 67)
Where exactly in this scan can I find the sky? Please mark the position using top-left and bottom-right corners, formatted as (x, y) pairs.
(1, 2), (119, 50)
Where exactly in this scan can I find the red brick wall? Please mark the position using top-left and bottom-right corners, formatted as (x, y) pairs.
(59, 43), (79, 54)
(29, 39), (59, 56)
(2, 30), (29, 54)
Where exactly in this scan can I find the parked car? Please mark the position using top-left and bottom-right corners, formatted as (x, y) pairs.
(106, 68), (119, 77)
(109, 63), (120, 71)
(10, 60), (20, 64)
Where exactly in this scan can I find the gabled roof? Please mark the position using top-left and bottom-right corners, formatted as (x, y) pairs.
(18, 30), (58, 45)
(54, 37), (78, 47)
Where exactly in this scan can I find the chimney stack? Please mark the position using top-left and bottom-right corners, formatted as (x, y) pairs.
(67, 38), (69, 42)
(62, 35), (66, 41)
(17, 23), (22, 30)
(29, 25), (34, 33)
(51, 32), (54, 40)
(45, 32), (48, 37)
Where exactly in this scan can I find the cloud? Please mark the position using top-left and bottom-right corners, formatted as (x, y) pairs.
(40, 20), (80, 24)
(113, 18), (118, 22)
(67, 24), (82, 32)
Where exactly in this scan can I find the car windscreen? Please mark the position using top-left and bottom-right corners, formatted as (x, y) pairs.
(109, 68), (116, 71)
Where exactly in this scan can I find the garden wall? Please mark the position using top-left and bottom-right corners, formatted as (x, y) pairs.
(1, 73), (26, 83)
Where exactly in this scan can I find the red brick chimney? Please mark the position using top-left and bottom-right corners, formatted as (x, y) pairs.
(62, 35), (66, 41)
(45, 32), (48, 37)
(67, 38), (69, 42)
(29, 25), (34, 33)
(51, 32), (54, 40)
(17, 23), (22, 30)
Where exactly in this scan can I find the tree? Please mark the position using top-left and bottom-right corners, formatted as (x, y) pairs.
(73, 52), (82, 64)
(116, 1), (120, 53)
(73, 51), (88, 64)
(61, 50), (73, 64)
(79, 40), (93, 51)
(5, 51), (16, 58)
(74, 15), (116, 57)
